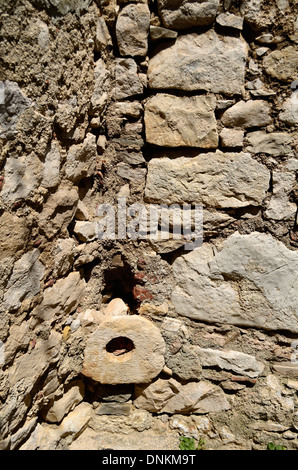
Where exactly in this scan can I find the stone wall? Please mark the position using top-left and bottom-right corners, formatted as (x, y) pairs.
(0, 0), (297, 450)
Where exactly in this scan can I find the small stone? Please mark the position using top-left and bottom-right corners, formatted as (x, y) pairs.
(42, 141), (60, 189)
(246, 131), (293, 157)
(96, 403), (132, 416)
(41, 381), (85, 423)
(221, 100), (272, 128)
(256, 47), (269, 57)
(263, 47), (298, 82)
(157, 0), (219, 29)
(279, 94), (298, 126)
(103, 298), (129, 316)
(75, 200), (90, 221)
(216, 12), (243, 30)
(272, 362), (298, 378)
(220, 128), (244, 148)
(73, 221), (97, 242)
(3, 249), (44, 312)
(65, 133), (97, 184)
(94, 17), (112, 51)
(144, 94), (218, 148)
(149, 25), (178, 41)
(116, 3), (150, 57)
(114, 58), (143, 100)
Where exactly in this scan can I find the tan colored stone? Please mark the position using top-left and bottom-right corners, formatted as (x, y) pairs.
(82, 315), (166, 384)
(221, 100), (272, 128)
(103, 298), (129, 316)
(148, 30), (248, 95)
(0, 212), (29, 261)
(145, 151), (270, 209)
(263, 47), (298, 82)
(42, 381), (85, 423)
(116, 3), (150, 57)
(144, 94), (218, 148)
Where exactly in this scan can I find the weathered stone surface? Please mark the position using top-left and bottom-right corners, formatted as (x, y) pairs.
(31, 0), (92, 15)
(114, 58), (143, 99)
(20, 403), (93, 450)
(96, 403), (132, 416)
(265, 161), (297, 221)
(116, 3), (150, 57)
(39, 185), (79, 239)
(42, 141), (60, 189)
(65, 134), (97, 183)
(148, 31), (247, 95)
(73, 221), (97, 242)
(103, 298), (129, 317)
(0, 81), (32, 140)
(216, 12), (243, 29)
(8, 331), (61, 390)
(90, 59), (110, 116)
(0, 212), (29, 261)
(42, 381), (85, 423)
(263, 47), (298, 82)
(220, 128), (244, 148)
(53, 238), (75, 277)
(94, 17), (112, 51)
(1, 154), (43, 205)
(82, 315), (166, 384)
(279, 94), (298, 126)
(3, 249), (44, 312)
(134, 378), (182, 412)
(149, 26), (178, 41)
(272, 363), (298, 378)
(157, 0), (219, 29)
(135, 378), (230, 414)
(221, 100), (272, 128)
(196, 347), (264, 378)
(166, 345), (202, 381)
(246, 131), (294, 156)
(171, 232), (298, 333)
(145, 151), (270, 209)
(31, 272), (86, 324)
(240, 0), (276, 31)
(144, 94), (218, 148)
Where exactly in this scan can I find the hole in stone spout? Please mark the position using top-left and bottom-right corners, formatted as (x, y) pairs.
(106, 336), (134, 357)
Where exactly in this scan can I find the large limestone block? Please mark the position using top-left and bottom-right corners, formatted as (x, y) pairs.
(148, 30), (248, 95)
(157, 0), (219, 29)
(171, 232), (298, 333)
(82, 315), (166, 384)
(144, 94), (218, 148)
(144, 151), (270, 209)
(116, 3), (150, 57)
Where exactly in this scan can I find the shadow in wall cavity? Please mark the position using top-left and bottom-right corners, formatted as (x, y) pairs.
(102, 262), (138, 313)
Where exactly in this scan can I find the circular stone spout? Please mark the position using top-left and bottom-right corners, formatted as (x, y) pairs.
(82, 315), (166, 384)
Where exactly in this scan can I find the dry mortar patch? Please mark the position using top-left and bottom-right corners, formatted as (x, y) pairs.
(0, 0), (297, 451)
